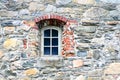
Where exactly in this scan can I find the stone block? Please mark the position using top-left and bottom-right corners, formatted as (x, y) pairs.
(29, 2), (45, 12)
(24, 68), (39, 76)
(83, 7), (108, 18)
(73, 0), (96, 5)
(75, 75), (85, 80)
(19, 9), (30, 15)
(0, 10), (18, 17)
(3, 26), (15, 34)
(73, 59), (84, 68)
(104, 63), (120, 74)
(3, 38), (21, 50)
(56, 0), (72, 5)
(45, 4), (56, 12)
(0, 50), (3, 59)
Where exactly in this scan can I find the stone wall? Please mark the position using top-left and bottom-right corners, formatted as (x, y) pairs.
(0, 0), (120, 80)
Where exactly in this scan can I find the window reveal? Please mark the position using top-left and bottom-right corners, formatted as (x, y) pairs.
(42, 27), (60, 56)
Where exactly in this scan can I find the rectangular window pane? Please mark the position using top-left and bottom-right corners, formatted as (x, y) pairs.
(52, 29), (58, 37)
(52, 38), (58, 46)
(52, 47), (58, 55)
(44, 47), (50, 55)
(44, 30), (50, 37)
(44, 38), (50, 46)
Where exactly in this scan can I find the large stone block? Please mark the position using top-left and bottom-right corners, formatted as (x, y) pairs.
(56, 0), (72, 5)
(0, 10), (18, 17)
(3, 38), (21, 50)
(100, 0), (120, 3)
(29, 2), (45, 12)
(3, 26), (15, 34)
(75, 75), (85, 80)
(73, 59), (84, 68)
(45, 4), (57, 12)
(24, 68), (39, 76)
(83, 7), (108, 18)
(104, 63), (120, 74)
(73, 0), (96, 5)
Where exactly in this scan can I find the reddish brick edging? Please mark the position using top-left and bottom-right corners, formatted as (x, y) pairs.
(34, 14), (68, 23)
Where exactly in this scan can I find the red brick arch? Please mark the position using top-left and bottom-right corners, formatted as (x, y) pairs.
(34, 14), (68, 23)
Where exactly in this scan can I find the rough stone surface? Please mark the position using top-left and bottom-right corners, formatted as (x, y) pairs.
(73, 0), (96, 5)
(104, 63), (120, 74)
(0, 0), (120, 79)
(83, 7), (109, 18)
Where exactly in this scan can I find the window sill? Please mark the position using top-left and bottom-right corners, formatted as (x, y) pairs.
(40, 56), (63, 61)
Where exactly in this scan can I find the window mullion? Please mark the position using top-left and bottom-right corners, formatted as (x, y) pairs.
(50, 29), (52, 56)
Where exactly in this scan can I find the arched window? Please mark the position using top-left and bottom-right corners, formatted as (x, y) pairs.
(41, 26), (61, 56)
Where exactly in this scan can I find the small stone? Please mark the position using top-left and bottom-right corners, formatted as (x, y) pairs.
(104, 63), (120, 74)
(24, 68), (39, 76)
(0, 10), (18, 17)
(45, 4), (56, 12)
(56, 0), (72, 5)
(73, 59), (84, 68)
(116, 5), (120, 11)
(12, 20), (22, 26)
(29, 2), (45, 12)
(3, 38), (19, 50)
(73, 0), (96, 5)
(100, 0), (120, 3)
(4, 26), (15, 34)
(106, 21), (119, 25)
(75, 75), (85, 80)
(0, 50), (4, 58)
(77, 51), (87, 57)
(19, 77), (31, 80)
(83, 7), (108, 18)
(57, 8), (73, 13)
(19, 9), (30, 15)
(23, 20), (36, 27)
(83, 26), (97, 33)
(93, 50), (100, 60)
(108, 10), (120, 20)
(81, 19), (99, 26)
(1, 21), (14, 27)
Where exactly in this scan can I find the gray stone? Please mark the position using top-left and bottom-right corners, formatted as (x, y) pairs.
(12, 20), (22, 26)
(108, 10), (120, 20)
(45, 4), (57, 12)
(100, 0), (120, 3)
(1, 21), (13, 27)
(77, 51), (87, 57)
(56, 0), (72, 6)
(29, 2), (45, 12)
(74, 0), (96, 5)
(93, 50), (101, 60)
(0, 2), (7, 9)
(0, 10), (18, 17)
(16, 3), (29, 10)
(4, 69), (17, 76)
(75, 75), (85, 80)
(83, 7), (109, 18)
(19, 9), (30, 15)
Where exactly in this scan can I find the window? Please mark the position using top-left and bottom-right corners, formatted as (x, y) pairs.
(41, 27), (61, 56)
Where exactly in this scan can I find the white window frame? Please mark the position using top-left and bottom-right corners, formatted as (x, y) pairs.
(41, 26), (62, 56)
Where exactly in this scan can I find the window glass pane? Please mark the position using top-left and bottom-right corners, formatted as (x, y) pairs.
(52, 47), (58, 55)
(44, 29), (50, 37)
(52, 38), (58, 46)
(52, 29), (58, 37)
(44, 38), (50, 46)
(44, 47), (50, 55)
